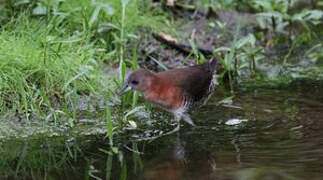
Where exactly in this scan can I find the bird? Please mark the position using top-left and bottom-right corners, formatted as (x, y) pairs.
(120, 59), (218, 131)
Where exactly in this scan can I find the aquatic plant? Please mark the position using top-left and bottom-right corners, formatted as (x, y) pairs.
(215, 33), (264, 92)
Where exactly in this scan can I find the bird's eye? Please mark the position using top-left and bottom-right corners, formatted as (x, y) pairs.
(131, 80), (139, 85)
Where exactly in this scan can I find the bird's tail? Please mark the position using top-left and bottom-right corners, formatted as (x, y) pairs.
(208, 58), (218, 72)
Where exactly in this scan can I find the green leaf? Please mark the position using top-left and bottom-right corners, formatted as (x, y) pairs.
(216, 96), (234, 106)
(119, 60), (127, 83)
(128, 120), (137, 129)
(148, 56), (168, 70)
(224, 49), (235, 70)
(213, 47), (231, 53)
(132, 91), (139, 108)
(106, 107), (113, 145)
(89, 6), (101, 27)
(121, 0), (130, 7)
(106, 154), (113, 180)
(123, 106), (145, 122)
(293, 10), (323, 24)
(112, 147), (119, 154)
(32, 5), (47, 15)
(102, 4), (114, 15)
(235, 34), (256, 49)
(119, 157), (127, 180)
(14, 0), (30, 6)
(252, 0), (272, 11)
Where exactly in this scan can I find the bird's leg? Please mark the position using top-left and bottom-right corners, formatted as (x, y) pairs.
(182, 113), (195, 126)
(172, 114), (181, 132)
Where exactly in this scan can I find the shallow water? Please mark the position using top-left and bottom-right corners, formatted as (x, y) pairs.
(1, 81), (323, 180)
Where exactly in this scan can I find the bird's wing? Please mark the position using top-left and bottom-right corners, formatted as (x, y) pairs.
(157, 64), (213, 102)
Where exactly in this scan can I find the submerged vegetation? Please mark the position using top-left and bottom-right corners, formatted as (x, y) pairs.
(0, 0), (322, 141)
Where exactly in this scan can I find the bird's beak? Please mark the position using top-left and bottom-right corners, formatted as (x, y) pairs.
(119, 83), (132, 95)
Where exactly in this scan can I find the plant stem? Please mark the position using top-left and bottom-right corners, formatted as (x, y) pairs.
(119, 2), (126, 83)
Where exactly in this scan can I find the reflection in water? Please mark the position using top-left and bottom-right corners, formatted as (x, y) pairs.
(0, 136), (99, 179)
(142, 136), (188, 180)
(140, 135), (218, 180)
(1, 82), (323, 180)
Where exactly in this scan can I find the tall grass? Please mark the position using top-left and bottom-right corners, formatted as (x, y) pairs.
(0, 16), (104, 120)
(0, 0), (167, 122)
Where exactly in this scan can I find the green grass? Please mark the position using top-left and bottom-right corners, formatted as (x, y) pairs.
(0, 0), (168, 123)
(0, 3), (323, 179)
(0, 15), (105, 120)
(0, 0), (322, 140)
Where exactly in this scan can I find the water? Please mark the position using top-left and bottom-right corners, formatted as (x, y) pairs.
(1, 81), (323, 180)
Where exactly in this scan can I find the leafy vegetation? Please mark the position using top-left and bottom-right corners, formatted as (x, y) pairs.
(0, 1), (323, 179)
(0, 0), (322, 140)
(0, 15), (104, 121)
(0, 0), (166, 123)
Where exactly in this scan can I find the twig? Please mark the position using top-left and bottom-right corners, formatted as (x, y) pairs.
(152, 32), (213, 56)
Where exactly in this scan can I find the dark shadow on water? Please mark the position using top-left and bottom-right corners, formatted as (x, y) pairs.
(1, 81), (323, 180)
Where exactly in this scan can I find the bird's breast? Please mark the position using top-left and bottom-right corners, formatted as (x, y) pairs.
(144, 84), (183, 111)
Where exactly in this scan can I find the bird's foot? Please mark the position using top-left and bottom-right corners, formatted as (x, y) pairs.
(182, 113), (195, 126)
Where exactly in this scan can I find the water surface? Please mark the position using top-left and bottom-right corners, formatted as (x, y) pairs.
(1, 81), (323, 180)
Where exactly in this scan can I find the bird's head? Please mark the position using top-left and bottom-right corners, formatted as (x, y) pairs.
(120, 69), (155, 95)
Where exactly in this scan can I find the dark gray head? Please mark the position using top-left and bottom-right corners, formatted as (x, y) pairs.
(120, 69), (155, 94)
